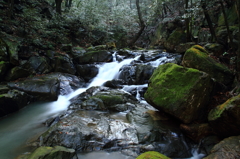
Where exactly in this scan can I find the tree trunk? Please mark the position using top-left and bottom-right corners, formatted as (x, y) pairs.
(8, 0), (14, 19)
(185, 0), (191, 42)
(219, 0), (233, 47)
(201, 0), (217, 42)
(128, 0), (146, 47)
(236, 0), (240, 80)
(55, 0), (62, 14)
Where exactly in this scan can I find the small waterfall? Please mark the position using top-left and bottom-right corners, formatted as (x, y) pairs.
(66, 55), (140, 100)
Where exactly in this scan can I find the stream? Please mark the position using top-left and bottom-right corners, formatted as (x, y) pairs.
(0, 50), (205, 159)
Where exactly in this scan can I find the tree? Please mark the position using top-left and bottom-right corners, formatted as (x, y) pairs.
(128, 0), (146, 47)
(219, 0), (233, 47)
(201, 0), (217, 42)
(55, 0), (62, 14)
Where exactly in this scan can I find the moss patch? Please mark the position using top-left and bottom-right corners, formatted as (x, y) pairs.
(95, 95), (124, 106)
(136, 151), (170, 159)
(144, 63), (213, 123)
(208, 95), (240, 121)
(182, 45), (233, 85)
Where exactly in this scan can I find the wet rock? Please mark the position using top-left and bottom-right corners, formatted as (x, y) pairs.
(76, 64), (99, 82)
(0, 89), (33, 117)
(127, 106), (192, 158)
(103, 79), (125, 88)
(7, 72), (85, 101)
(208, 95), (240, 138)
(136, 151), (170, 159)
(203, 136), (240, 159)
(135, 64), (155, 85)
(74, 50), (113, 64)
(139, 50), (164, 62)
(182, 45), (234, 86)
(40, 110), (139, 152)
(144, 63), (214, 124)
(118, 65), (136, 85)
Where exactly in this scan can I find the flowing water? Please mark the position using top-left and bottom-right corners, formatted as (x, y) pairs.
(0, 51), (204, 159)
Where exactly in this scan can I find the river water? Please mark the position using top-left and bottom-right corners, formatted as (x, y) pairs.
(0, 51), (204, 159)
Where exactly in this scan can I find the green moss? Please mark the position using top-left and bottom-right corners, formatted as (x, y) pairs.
(0, 61), (5, 65)
(145, 63), (202, 109)
(136, 151), (170, 159)
(95, 95), (123, 106)
(166, 28), (185, 45)
(182, 45), (233, 85)
(28, 146), (75, 159)
(208, 95), (240, 121)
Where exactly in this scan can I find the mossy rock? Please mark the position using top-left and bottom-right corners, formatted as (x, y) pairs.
(144, 63), (213, 123)
(164, 28), (186, 52)
(208, 95), (240, 137)
(182, 45), (234, 86)
(27, 146), (75, 159)
(203, 136), (240, 159)
(136, 151), (170, 159)
(4, 38), (20, 65)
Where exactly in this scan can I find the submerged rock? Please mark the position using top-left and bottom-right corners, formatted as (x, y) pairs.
(208, 95), (240, 138)
(182, 45), (234, 86)
(144, 63), (214, 124)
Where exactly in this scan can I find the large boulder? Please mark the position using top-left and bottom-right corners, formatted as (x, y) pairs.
(203, 136), (240, 159)
(0, 88), (33, 117)
(28, 56), (52, 74)
(53, 53), (76, 75)
(144, 63), (214, 124)
(182, 45), (234, 86)
(76, 64), (99, 82)
(164, 28), (186, 52)
(23, 146), (76, 159)
(136, 151), (170, 159)
(208, 95), (240, 138)
(74, 50), (113, 64)
(7, 73), (85, 101)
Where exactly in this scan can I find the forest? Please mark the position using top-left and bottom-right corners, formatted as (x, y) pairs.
(0, 0), (240, 159)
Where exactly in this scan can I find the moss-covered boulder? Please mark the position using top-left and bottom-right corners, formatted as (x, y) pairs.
(136, 151), (170, 159)
(144, 63), (213, 124)
(164, 28), (186, 52)
(204, 43), (225, 57)
(208, 95), (240, 137)
(182, 45), (234, 86)
(203, 136), (240, 159)
(27, 146), (75, 159)
(53, 53), (76, 75)
(75, 50), (112, 64)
